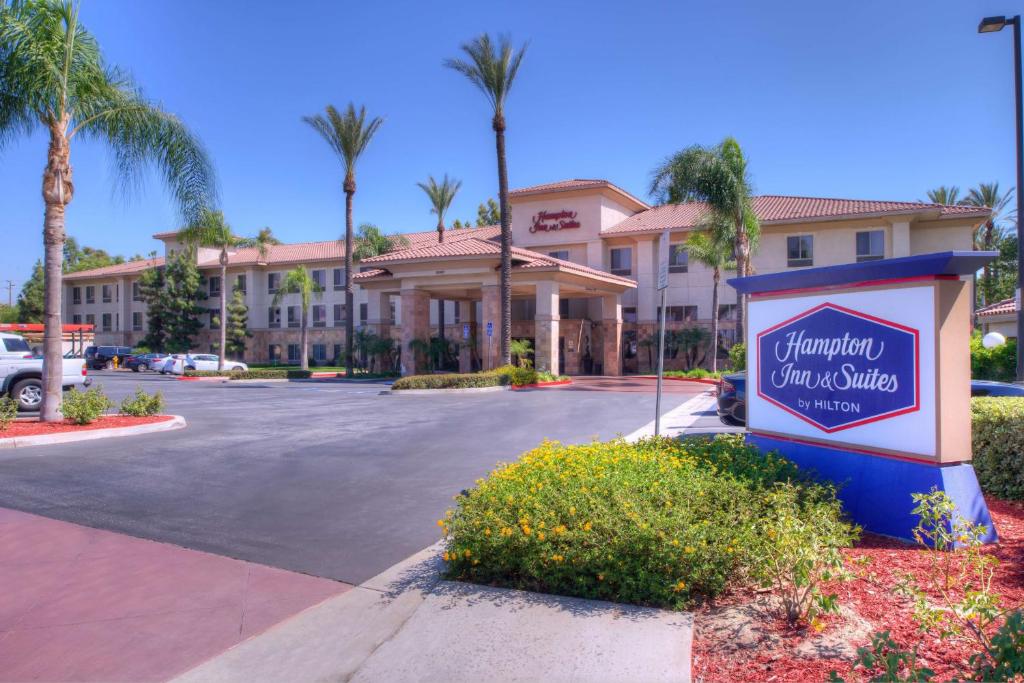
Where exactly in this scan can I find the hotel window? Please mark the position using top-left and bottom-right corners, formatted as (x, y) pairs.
(267, 272), (280, 293)
(548, 250), (569, 261)
(132, 311), (143, 331)
(787, 235), (814, 267)
(85, 286), (95, 304)
(209, 276), (221, 298)
(287, 344), (300, 364)
(72, 314), (82, 325)
(360, 303), (368, 325)
(312, 344), (327, 362)
(72, 287), (81, 304)
(559, 299), (570, 317)
(622, 307), (638, 323)
(659, 305), (698, 323)
(856, 230), (885, 262)
(287, 306), (300, 328)
(101, 313), (112, 331)
(102, 284), (113, 303)
(718, 304), (738, 321)
(209, 310), (220, 329)
(389, 301), (396, 323)
(333, 304), (345, 326)
(333, 268), (345, 290)
(85, 313), (95, 326)
(312, 304), (326, 327)
(669, 245), (689, 273)
(268, 307), (281, 328)
(309, 268), (325, 290)
(609, 247), (632, 276)
(453, 301), (461, 324)
(132, 281), (142, 301)
(235, 274), (246, 294)
(268, 344), (281, 363)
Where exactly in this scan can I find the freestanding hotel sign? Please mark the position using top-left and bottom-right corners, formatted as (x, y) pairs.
(730, 251), (998, 542)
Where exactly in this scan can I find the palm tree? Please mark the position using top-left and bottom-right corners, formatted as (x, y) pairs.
(923, 186), (962, 206)
(417, 174), (462, 342)
(446, 34), (527, 366)
(177, 211), (277, 370)
(963, 183), (1015, 306)
(303, 103), (383, 378)
(352, 223), (409, 261)
(651, 137), (760, 340)
(0, 0), (216, 421)
(685, 215), (736, 373)
(271, 266), (322, 371)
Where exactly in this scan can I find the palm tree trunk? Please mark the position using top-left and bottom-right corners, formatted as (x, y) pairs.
(301, 306), (309, 371)
(437, 220), (445, 365)
(734, 226), (749, 343)
(494, 118), (512, 366)
(981, 220), (994, 306)
(40, 120), (73, 422)
(710, 268), (720, 374)
(218, 252), (227, 370)
(344, 187), (355, 377)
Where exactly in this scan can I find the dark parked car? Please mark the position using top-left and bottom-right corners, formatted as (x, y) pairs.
(716, 373), (1024, 427)
(84, 345), (134, 370)
(125, 353), (167, 372)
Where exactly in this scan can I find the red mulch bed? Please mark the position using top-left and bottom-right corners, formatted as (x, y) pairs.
(1, 415), (172, 438)
(693, 498), (1024, 682)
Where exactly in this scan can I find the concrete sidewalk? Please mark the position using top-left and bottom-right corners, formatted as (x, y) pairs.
(173, 544), (693, 683)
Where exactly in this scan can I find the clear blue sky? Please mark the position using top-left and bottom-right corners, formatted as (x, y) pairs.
(0, 0), (1019, 296)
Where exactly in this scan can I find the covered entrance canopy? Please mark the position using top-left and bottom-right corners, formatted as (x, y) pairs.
(355, 237), (636, 375)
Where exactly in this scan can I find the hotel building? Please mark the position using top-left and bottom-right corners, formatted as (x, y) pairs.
(61, 179), (990, 375)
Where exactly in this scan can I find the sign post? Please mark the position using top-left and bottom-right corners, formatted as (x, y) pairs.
(486, 321), (493, 369)
(729, 251), (998, 542)
(655, 230), (670, 436)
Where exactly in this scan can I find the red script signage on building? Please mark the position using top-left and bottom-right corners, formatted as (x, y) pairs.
(530, 210), (581, 233)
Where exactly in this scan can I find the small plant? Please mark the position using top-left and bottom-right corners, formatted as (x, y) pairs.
(968, 609), (1024, 680)
(494, 364), (537, 386)
(830, 631), (935, 682)
(61, 386), (113, 425)
(119, 387), (164, 417)
(728, 342), (746, 371)
(509, 339), (534, 369)
(0, 395), (17, 431)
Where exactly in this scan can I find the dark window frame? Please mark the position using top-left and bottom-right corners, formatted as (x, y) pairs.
(786, 235), (814, 268)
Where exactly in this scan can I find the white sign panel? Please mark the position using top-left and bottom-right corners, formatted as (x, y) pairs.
(657, 229), (670, 291)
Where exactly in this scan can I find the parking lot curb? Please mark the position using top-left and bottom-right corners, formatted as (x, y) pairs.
(387, 385), (510, 395)
(0, 415), (187, 450)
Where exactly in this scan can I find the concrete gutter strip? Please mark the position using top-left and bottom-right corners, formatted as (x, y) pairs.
(0, 415), (186, 450)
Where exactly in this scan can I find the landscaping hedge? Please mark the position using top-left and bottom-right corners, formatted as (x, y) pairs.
(440, 434), (853, 609)
(391, 371), (508, 390)
(972, 397), (1024, 499)
(184, 368), (309, 380)
(664, 368), (722, 380)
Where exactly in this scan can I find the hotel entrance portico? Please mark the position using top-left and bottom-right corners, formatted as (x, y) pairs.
(355, 237), (636, 376)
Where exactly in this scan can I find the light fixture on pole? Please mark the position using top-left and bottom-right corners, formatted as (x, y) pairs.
(978, 15), (1024, 382)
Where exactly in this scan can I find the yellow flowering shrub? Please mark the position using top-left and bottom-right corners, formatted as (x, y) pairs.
(441, 434), (852, 610)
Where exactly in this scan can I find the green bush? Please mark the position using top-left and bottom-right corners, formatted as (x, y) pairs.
(119, 387), (164, 417)
(392, 371), (508, 391)
(0, 395), (16, 431)
(728, 342), (746, 371)
(61, 386), (113, 425)
(971, 397), (1024, 499)
(185, 368), (289, 380)
(664, 368), (722, 380)
(441, 435), (854, 610)
(971, 332), (1017, 382)
(494, 364), (537, 386)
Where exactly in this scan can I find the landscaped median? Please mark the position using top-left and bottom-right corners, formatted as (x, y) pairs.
(390, 365), (570, 393)
(181, 368), (399, 381)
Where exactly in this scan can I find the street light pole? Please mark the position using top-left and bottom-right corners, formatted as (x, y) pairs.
(979, 15), (1024, 381)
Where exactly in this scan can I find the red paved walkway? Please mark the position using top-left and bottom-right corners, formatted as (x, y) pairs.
(557, 375), (712, 393)
(0, 508), (350, 682)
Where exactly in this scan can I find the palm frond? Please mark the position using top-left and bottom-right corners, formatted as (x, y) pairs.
(416, 173), (462, 221)
(444, 33), (527, 116)
(303, 102), (383, 180)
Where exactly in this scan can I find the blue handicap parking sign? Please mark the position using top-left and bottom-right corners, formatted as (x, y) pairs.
(486, 322), (493, 337)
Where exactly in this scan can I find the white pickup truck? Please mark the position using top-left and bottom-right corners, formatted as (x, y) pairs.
(0, 333), (92, 411)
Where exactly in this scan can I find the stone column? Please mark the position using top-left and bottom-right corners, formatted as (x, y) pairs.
(400, 288), (430, 375)
(601, 294), (623, 376)
(891, 221), (911, 258)
(480, 284), (501, 370)
(534, 281), (560, 374)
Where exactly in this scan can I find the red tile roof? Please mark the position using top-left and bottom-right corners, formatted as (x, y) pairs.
(603, 195), (991, 235)
(64, 257), (165, 280)
(510, 179), (650, 209)
(977, 297), (1017, 318)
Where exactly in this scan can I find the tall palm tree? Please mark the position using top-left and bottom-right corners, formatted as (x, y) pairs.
(963, 183), (1015, 306)
(417, 174), (462, 341)
(352, 223), (409, 261)
(924, 186), (962, 206)
(177, 210), (277, 370)
(0, 0), (216, 421)
(685, 215), (736, 373)
(445, 34), (527, 366)
(650, 137), (760, 340)
(303, 103), (383, 377)
(271, 266), (322, 371)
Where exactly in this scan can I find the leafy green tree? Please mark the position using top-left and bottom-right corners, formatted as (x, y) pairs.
(352, 223), (408, 261)
(446, 33), (528, 367)
(137, 264), (167, 351)
(651, 137), (760, 340)
(476, 198), (500, 226)
(686, 216), (736, 372)
(63, 237), (124, 273)
(0, 304), (18, 323)
(224, 288), (250, 358)
(16, 260), (45, 322)
(271, 266), (322, 370)
(987, 234), (1019, 305)
(149, 249), (204, 353)
(177, 210), (276, 370)
(0, 0), (216, 420)
(963, 183), (1015, 306)
(303, 103), (383, 378)
(417, 174), (462, 341)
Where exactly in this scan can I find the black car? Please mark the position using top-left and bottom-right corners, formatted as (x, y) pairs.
(716, 373), (1024, 427)
(125, 353), (167, 372)
(84, 345), (134, 370)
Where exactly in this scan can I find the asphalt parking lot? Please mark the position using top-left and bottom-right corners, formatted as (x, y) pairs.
(0, 371), (723, 584)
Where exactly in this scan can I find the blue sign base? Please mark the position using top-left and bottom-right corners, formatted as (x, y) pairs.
(747, 433), (997, 545)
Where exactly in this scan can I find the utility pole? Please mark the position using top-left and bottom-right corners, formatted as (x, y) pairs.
(3, 280), (14, 308)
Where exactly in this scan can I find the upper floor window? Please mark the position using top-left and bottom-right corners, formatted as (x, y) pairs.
(72, 314), (82, 324)
(209, 276), (221, 298)
(659, 305), (698, 323)
(312, 304), (326, 327)
(669, 245), (689, 273)
(360, 303), (368, 324)
(132, 281), (142, 301)
(267, 272), (280, 293)
(132, 311), (143, 331)
(856, 230), (885, 262)
(548, 250), (569, 261)
(235, 274), (246, 294)
(85, 313), (95, 326)
(610, 247), (632, 276)
(101, 284), (113, 303)
(209, 310), (220, 329)
(268, 307), (281, 328)
(718, 304), (738, 321)
(101, 313), (112, 331)
(85, 286), (95, 304)
(287, 305), (300, 328)
(786, 235), (814, 268)
(72, 287), (81, 305)
(333, 268), (345, 290)
(311, 269), (326, 290)
(333, 304), (345, 327)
